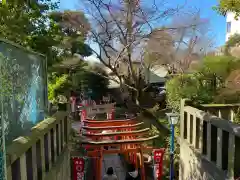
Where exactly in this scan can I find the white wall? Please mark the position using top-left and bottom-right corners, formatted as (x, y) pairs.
(226, 12), (240, 41)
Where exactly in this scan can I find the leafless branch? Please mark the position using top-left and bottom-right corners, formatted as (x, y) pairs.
(80, 0), (214, 102)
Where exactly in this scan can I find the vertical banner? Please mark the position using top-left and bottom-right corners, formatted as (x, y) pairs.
(81, 110), (87, 122)
(107, 109), (114, 120)
(153, 148), (165, 180)
(72, 157), (85, 180)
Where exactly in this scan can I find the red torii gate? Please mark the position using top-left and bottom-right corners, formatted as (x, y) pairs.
(80, 120), (158, 180)
(77, 102), (159, 180)
(81, 134), (159, 180)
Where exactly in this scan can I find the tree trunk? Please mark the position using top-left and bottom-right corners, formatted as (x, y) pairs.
(135, 90), (140, 105)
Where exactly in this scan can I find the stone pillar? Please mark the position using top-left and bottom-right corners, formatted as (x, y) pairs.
(58, 123), (61, 153)
(230, 109), (235, 122)
(199, 118), (204, 154)
(192, 114), (197, 147)
(7, 165), (12, 180)
(217, 128), (223, 169)
(207, 123), (212, 161)
(47, 132), (52, 169)
(40, 137), (46, 179)
(179, 98), (186, 180)
(20, 154), (27, 180)
(53, 128), (57, 162)
(228, 134), (235, 180)
(32, 144), (38, 180)
(218, 109), (222, 119)
(187, 113), (191, 143)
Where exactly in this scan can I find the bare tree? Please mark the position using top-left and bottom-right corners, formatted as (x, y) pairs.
(80, 0), (212, 105)
(171, 11), (214, 72)
(145, 10), (215, 74)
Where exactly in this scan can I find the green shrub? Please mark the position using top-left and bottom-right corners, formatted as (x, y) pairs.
(166, 55), (240, 111)
(48, 73), (69, 103)
(166, 74), (214, 111)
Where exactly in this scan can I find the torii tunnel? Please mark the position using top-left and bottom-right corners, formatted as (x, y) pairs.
(77, 104), (159, 180)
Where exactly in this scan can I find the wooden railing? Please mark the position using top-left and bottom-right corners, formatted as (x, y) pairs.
(200, 103), (240, 122)
(6, 111), (70, 180)
(181, 99), (240, 180)
(185, 100), (240, 122)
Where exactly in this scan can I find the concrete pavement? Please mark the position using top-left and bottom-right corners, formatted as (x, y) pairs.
(102, 154), (126, 180)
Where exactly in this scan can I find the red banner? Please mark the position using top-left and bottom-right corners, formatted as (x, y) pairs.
(72, 157), (85, 180)
(153, 148), (165, 180)
(107, 111), (113, 120)
(81, 110), (87, 121)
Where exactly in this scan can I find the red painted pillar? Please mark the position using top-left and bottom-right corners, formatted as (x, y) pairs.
(114, 130), (117, 141)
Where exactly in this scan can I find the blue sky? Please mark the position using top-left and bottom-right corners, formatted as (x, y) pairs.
(59, 0), (226, 47)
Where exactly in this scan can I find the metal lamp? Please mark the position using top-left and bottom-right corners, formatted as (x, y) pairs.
(166, 112), (179, 180)
(166, 112), (179, 125)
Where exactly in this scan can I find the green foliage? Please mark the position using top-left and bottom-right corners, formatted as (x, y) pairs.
(166, 55), (240, 110)
(234, 108), (240, 124)
(0, 1), (92, 68)
(48, 63), (109, 102)
(214, 0), (240, 18)
(0, 0), (62, 66)
(225, 33), (240, 55)
(48, 73), (69, 103)
(49, 10), (92, 58)
(0, 54), (11, 97)
(0, 1), (95, 103)
(74, 65), (109, 100)
(166, 74), (214, 111)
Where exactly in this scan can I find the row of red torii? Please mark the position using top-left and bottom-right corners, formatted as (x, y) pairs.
(76, 102), (164, 180)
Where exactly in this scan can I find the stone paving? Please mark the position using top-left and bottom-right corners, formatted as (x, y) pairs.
(102, 154), (126, 180)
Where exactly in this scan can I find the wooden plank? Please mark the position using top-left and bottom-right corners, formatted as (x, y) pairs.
(82, 122), (144, 130)
(81, 135), (159, 145)
(84, 119), (137, 127)
(87, 147), (153, 155)
(82, 128), (150, 137)
(84, 117), (136, 123)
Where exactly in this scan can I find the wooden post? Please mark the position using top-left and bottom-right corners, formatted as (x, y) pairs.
(95, 151), (99, 180)
(99, 147), (103, 180)
(140, 145), (145, 180)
